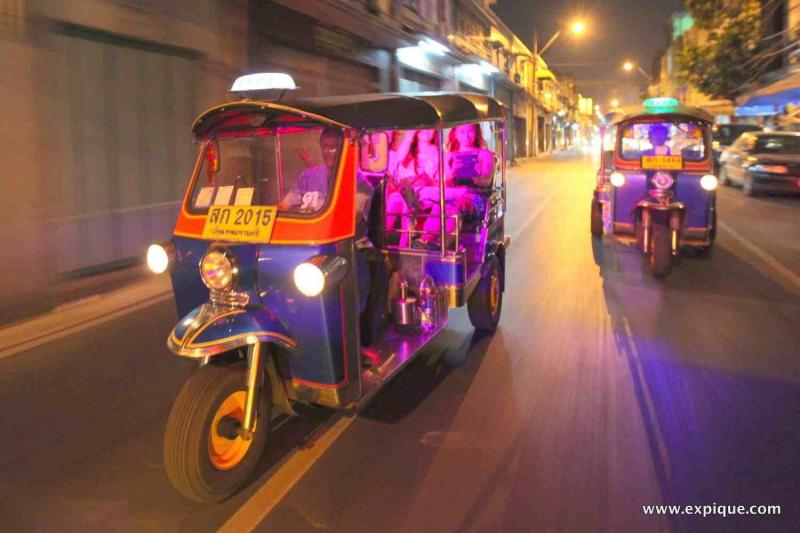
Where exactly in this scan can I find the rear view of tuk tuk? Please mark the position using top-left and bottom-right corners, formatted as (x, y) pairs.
(591, 98), (718, 277)
(147, 74), (510, 502)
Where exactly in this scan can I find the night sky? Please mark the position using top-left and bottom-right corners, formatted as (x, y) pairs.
(492, 0), (685, 110)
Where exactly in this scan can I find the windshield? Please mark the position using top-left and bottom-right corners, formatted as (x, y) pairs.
(188, 125), (343, 216)
(619, 121), (707, 162)
(753, 135), (800, 155)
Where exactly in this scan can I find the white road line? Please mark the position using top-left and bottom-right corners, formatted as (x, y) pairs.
(718, 220), (800, 293)
(219, 413), (357, 533)
(621, 317), (672, 486)
(0, 291), (172, 361)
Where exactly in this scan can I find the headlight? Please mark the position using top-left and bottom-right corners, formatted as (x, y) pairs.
(610, 172), (626, 187)
(293, 255), (349, 297)
(293, 263), (326, 297)
(700, 174), (718, 191)
(200, 249), (236, 290)
(147, 242), (174, 274)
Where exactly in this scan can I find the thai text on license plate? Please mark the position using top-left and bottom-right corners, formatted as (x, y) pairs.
(641, 155), (683, 170)
(202, 206), (277, 243)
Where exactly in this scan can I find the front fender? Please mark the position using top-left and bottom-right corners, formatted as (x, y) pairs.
(168, 303), (298, 358)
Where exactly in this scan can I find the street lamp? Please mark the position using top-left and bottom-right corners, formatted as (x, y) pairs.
(622, 60), (651, 82)
(538, 19), (588, 57)
(610, 99), (620, 109)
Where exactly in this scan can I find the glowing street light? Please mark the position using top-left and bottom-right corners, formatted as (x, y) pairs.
(610, 99), (620, 108)
(622, 60), (651, 82)
(571, 20), (587, 35)
(538, 19), (588, 57)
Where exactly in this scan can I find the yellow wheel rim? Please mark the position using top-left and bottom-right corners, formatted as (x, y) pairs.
(489, 271), (500, 316)
(208, 391), (253, 471)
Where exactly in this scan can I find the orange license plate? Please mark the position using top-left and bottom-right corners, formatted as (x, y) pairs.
(641, 155), (683, 170)
(202, 206), (277, 243)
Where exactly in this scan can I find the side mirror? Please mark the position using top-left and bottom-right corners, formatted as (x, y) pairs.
(206, 140), (220, 171)
(359, 132), (389, 173)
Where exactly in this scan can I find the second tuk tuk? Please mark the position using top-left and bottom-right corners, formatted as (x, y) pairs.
(146, 74), (510, 502)
(591, 98), (718, 277)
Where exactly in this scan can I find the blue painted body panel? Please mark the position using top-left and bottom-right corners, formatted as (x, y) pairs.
(174, 305), (295, 349)
(612, 172), (711, 229)
(168, 236), (361, 392)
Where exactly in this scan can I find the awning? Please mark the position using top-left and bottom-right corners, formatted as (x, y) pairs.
(737, 70), (800, 109)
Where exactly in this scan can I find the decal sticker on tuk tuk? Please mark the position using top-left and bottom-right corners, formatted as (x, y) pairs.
(641, 155), (683, 170)
(201, 205), (277, 243)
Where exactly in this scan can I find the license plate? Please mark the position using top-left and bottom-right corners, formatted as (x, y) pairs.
(202, 206), (277, 243)
(641, 155), (683, 170)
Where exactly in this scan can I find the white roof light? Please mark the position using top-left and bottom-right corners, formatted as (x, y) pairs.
(231, 73), (297, 92)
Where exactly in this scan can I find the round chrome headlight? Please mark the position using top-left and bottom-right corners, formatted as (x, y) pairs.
(700, 174), (718, 191)
(200, 250), (236, 290)
(293, 262), (326, 297)
(610, 172), (626, 187)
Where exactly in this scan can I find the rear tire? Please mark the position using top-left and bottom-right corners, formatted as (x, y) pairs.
(164, 361), (271, 503)
(467, 256), (502, 332)
(648, 221), (673, 278)
(590, 198), (603, 238)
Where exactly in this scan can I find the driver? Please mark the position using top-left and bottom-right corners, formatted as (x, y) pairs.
(644, 124), (671, 156)
(280, 127), (341, 211)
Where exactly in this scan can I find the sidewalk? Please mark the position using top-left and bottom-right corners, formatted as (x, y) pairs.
(0, 270), (172, 360)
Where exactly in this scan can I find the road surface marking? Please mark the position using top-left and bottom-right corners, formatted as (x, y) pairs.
(0, 291), (172, 361)
(219, 413), (357, 533)
(718, 220), (800, 293)
(621, 317), (672, 487)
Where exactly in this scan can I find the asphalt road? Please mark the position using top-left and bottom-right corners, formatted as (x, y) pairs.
(1, 149), (798, 533)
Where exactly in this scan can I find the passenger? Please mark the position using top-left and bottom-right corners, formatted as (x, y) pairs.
(279, 126), (341, 211)
(643, 124), (671, 156)
(414, 124), (495, 249)
(385, 130), (438, 247)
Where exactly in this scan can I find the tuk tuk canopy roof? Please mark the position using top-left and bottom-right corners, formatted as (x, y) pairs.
(192, 92), (507, 136)
(610, 104), (714, 125)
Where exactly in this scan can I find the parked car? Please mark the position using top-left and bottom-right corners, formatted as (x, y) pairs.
(720, 132), (800, 196)
(712, 123), (762, 169)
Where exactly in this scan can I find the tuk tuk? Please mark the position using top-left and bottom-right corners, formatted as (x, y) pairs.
(590, 98), (718, 277)
(146, 73), (510, 502)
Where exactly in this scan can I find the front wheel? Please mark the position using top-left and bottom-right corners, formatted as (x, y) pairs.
(467, 256), (503, 332)
(590, 198), (603, 238)
(648, 221), (673, 278)
(164, 361), (271, 502)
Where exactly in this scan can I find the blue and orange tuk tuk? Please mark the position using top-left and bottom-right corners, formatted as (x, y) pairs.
(591, 98), (718, 277)
(147, 74), (510, 501)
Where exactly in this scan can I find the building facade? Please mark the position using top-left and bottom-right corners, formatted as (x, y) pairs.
(0, 0), (579, 321)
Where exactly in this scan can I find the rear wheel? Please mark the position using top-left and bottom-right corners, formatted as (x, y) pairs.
(164, 362), (271, 502)
(468, 256), (502, 332)
(648, 220), (673, 278)
(590, 198), (603, 238)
